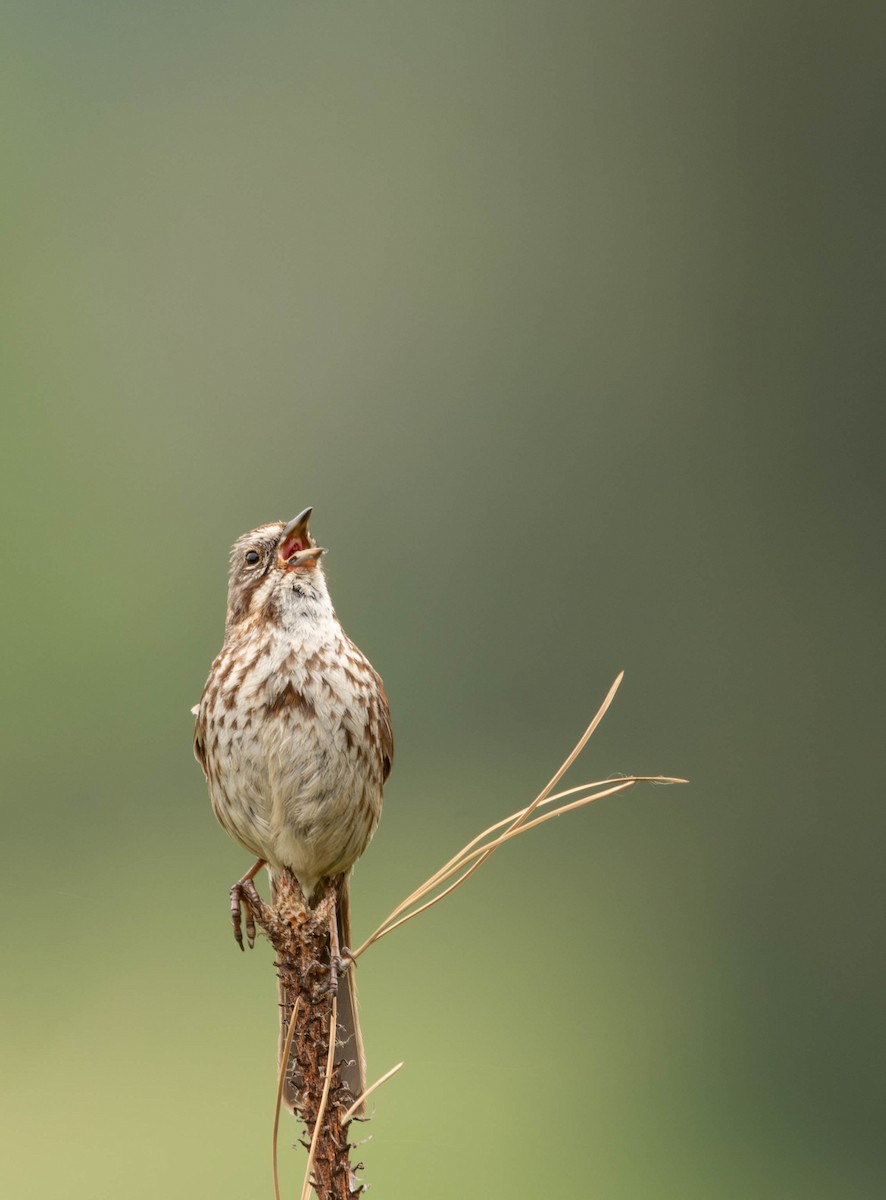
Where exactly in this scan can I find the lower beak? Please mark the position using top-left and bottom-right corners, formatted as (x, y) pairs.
(279, 545), (325, 569)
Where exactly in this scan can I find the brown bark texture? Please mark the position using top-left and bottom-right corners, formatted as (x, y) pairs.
(251, 870), (362, 1199)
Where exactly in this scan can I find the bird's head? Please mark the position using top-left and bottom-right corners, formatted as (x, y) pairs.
(224, 507), (330, 629)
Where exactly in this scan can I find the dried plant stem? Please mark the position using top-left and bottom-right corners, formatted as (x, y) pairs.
(273, 996), (301, 1200)
(301, 995), (338, 1200)
(249, 873), (360, 1200)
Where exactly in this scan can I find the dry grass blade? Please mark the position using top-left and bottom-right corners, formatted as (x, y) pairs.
(352, 674), (687, 960)
(395, 772), (683, 915)
(356, 778), (636, 953)
(272, 996), (300, 1200)
(353, 675), (622, 956)
(381, 671), (627, 924)
(504, 669), (626, 832)
(340, 1061), (405, 1124)
(300, 995), (338, 1200)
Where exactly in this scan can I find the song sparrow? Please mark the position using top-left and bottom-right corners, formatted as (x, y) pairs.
(193, 507), (393, 1107)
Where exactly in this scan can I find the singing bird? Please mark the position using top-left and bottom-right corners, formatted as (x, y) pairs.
(193, 507), (393, 1108)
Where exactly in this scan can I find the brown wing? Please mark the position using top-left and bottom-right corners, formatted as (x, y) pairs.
(376, 679), (394, 782)
(345, 633), (394, 783)
(193, 708), (209, 777)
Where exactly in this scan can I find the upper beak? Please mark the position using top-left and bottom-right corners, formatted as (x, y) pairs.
(278, 507), (324, 567)
(280, 507), (312, 547)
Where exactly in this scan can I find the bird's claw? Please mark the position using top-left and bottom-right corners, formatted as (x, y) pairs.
(230, 878), (262, 950)
(324, 945), (356, 996)
(334, 946), (356, 975)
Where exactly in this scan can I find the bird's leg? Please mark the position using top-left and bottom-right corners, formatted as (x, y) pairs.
(230, 858), (266, 950)
(325, 883), (357, 993)
(327, 894), (341, 997)
(314, 879), (347, 996)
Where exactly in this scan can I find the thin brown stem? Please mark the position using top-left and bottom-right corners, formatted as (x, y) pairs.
(273, 996), (300, 1200)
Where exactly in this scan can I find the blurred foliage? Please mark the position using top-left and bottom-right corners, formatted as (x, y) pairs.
(2, 2), (884, 1197)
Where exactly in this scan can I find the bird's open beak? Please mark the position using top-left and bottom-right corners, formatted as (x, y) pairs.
(278, 507), (325, 568)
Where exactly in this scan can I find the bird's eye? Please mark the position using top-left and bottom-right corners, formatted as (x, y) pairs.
(245, 550), (260, 565)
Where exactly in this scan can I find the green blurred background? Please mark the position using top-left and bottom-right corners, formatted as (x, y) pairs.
(2, 3), (884, 1197)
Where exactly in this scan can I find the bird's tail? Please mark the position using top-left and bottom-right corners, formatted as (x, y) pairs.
(278, 876), (367, 1116)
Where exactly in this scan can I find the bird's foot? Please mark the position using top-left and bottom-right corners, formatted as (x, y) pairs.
(333, 945), (357, 976)
(230, 859), (266, 950)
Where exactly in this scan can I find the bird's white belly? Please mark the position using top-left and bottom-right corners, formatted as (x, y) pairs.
(209, 700), (380, 897)
(201, 611), (385, 898)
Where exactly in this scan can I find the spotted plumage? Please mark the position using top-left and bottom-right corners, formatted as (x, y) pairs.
(194, 508), (393, 1109)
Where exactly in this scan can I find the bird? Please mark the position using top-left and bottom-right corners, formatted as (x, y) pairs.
(193, 507), (393, 1111)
